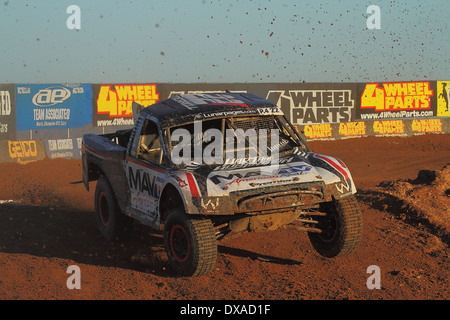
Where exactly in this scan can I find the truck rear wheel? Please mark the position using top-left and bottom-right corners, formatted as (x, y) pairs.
(163, 209), (217, 276)
(94, 176), (133, 241)
(308, 194), (362, 258)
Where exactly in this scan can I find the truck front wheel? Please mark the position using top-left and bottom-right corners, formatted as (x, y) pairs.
(94, 176), (133, 241)
(308, 194), (362, 258)
(163, 209), (217, 276)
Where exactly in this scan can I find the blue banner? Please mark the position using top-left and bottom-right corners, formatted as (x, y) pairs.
(15, 84), (92, 130)
(44, 138), (82, 159)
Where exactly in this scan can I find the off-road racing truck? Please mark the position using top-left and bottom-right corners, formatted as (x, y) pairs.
(82, 93), (362, 276)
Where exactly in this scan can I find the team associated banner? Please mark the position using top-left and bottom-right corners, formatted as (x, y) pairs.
(356, 81), (437, 120)
(0, 84), (16, 140)
(436, 81), (450, 117)
(15, 84), (93, 130)
(93, 84), (160, 127)
(44, 138), (82, 159)
(248, 83), (357, 125)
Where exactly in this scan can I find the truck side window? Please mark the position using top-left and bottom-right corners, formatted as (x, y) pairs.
(137, 119), (162, 164)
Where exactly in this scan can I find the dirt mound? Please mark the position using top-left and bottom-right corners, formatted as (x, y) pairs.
(369, 164), (450, 244)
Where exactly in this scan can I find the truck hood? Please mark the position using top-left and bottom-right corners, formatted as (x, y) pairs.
(186, 152), (356, 197)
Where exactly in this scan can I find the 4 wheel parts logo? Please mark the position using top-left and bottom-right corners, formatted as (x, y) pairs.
(266, 86), (354, 125)
(339, 121), (366, 137)
(94, 84), (159, 126)
(358, 81), (436, 120)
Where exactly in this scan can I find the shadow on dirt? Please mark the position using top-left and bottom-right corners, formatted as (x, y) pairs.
(407, 169), (436, 185)
(0, 203), (170, 275)
(218, 245), (302, 266)
(0, 203), (302, 277)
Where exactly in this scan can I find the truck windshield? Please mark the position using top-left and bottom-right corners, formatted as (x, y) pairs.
(167, 115), (308, 168)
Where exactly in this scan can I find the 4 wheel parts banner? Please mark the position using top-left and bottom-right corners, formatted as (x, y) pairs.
(92, 84), (160, 127)
(356, 81), (438, 121)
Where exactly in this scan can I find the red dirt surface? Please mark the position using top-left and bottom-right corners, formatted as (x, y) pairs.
(0, 133), (449, 301)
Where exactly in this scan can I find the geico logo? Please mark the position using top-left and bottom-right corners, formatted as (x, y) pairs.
(0, 91), (11, 116)
(32, 86), (71, 107)
(8, 141), (38, 158)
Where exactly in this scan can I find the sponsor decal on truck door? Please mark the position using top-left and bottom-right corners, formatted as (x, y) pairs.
(125, 159), (165, 223)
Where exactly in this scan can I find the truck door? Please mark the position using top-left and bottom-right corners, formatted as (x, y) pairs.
(125, 117), (166, 226)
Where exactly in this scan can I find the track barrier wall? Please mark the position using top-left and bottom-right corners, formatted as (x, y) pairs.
(0, 81), (449, 162)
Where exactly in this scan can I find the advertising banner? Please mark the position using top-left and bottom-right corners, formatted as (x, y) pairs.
(297, 121), (368, 141)
(248, 83), (358, 125)
(436, 81), (450, 117)
(356, 81), (437, 120)
(0, 84), (16, 140)
(301, 123), (334, 140)
(156, 83), (248, 100)
(44, 138), (82, 159)
(0, 139), (46, 163)
(338, 121), (367, 138)
(410, 118), (444, 134)
(92, 84), (160, 127)
(15, 84), (93, 130)
(299, 119), (447, 141)
(372, 120), (407, 136)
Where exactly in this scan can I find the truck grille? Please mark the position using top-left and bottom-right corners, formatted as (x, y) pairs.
(230, 182), (325, 214)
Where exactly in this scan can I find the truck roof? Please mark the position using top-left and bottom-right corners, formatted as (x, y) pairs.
(136, 92), (280, 127)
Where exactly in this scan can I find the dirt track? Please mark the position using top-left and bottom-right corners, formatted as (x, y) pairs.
(0, 133), (449, 301)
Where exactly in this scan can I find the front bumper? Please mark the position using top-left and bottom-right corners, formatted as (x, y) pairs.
(194, 180), (352, 215)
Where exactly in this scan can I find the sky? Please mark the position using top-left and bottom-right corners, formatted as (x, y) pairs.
(0, 0), (448, 84)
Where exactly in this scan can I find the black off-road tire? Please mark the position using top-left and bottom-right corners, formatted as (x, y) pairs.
(94, 176), (133, 241)
(308, 194), (362, 258)
(163, 209), (217, 276)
